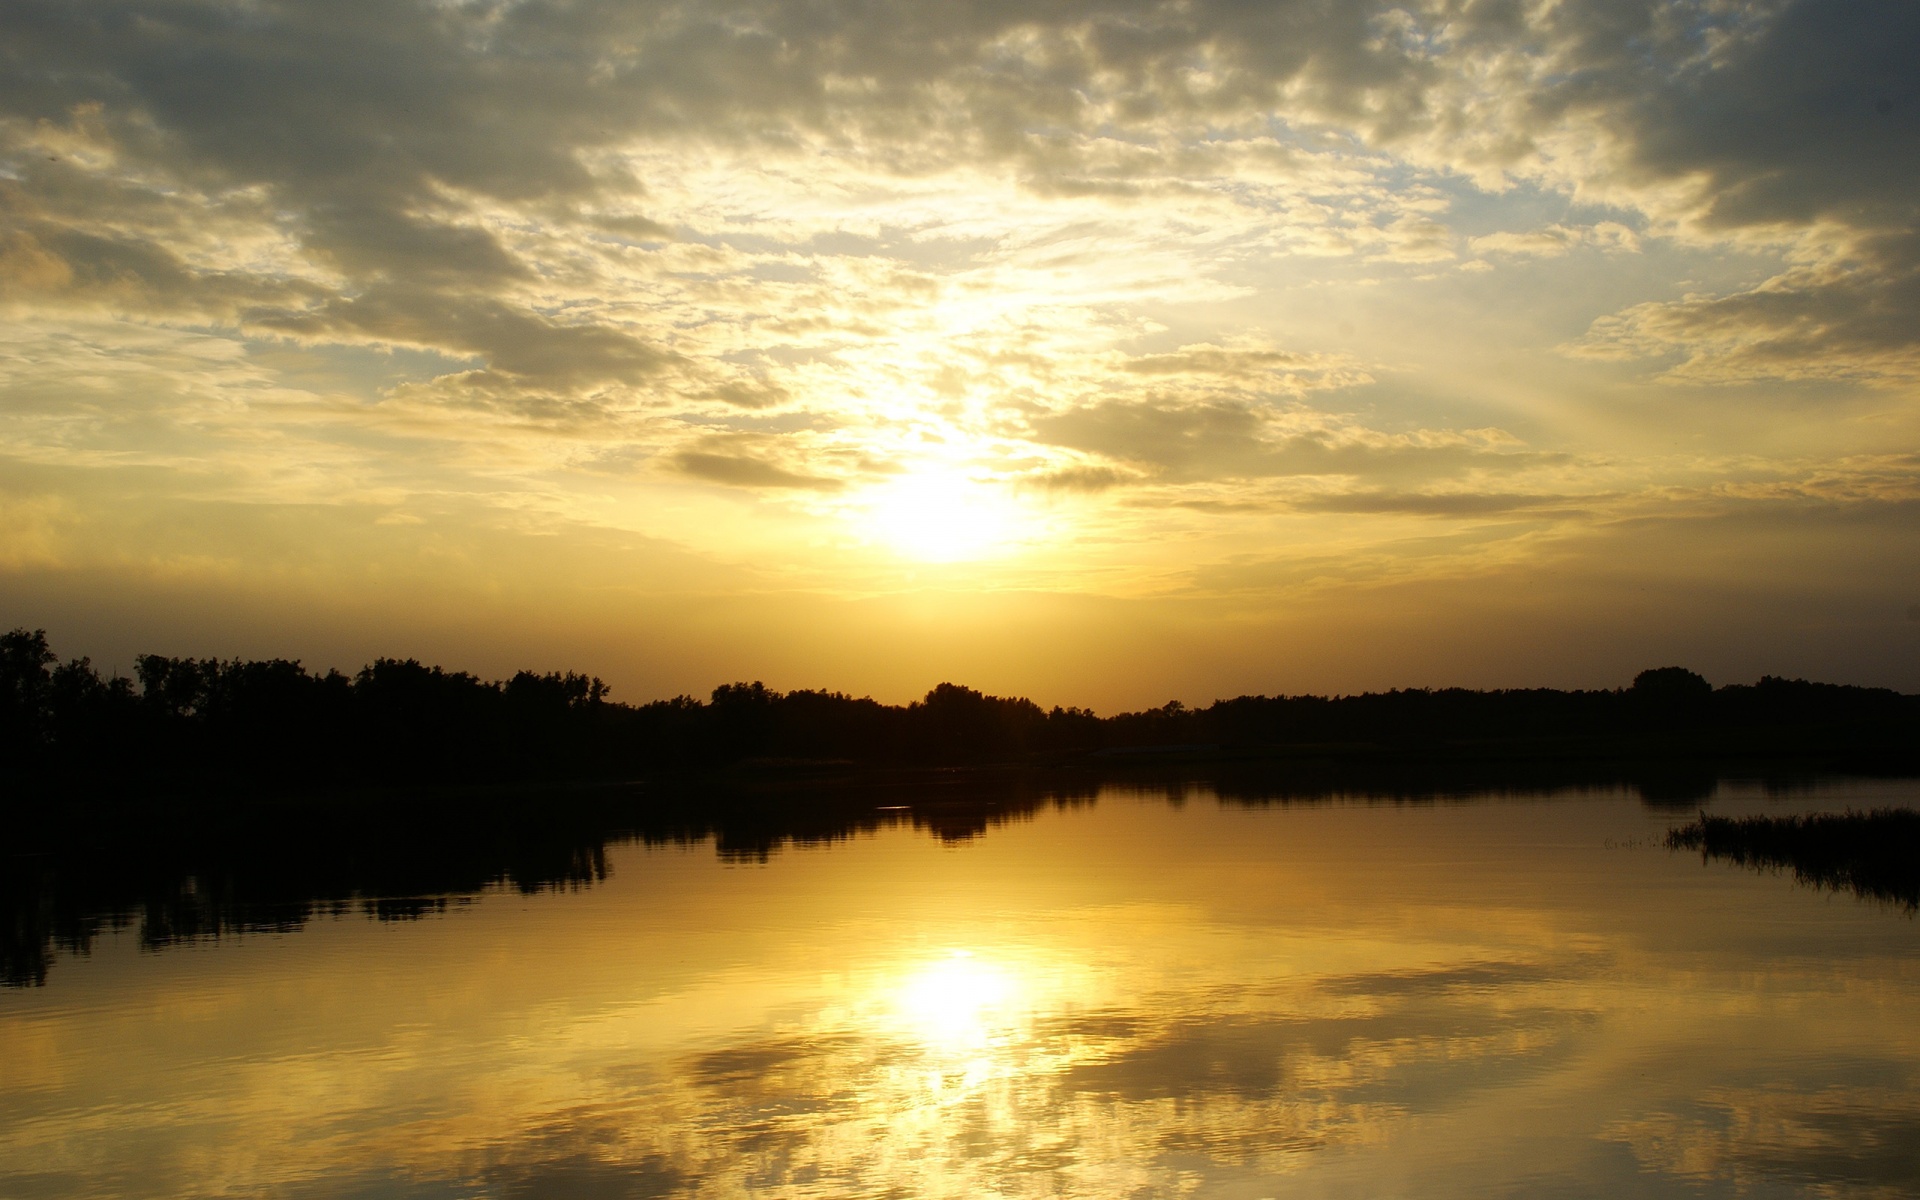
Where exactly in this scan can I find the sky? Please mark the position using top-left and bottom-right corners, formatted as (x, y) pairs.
(1, 0), (1917, 709)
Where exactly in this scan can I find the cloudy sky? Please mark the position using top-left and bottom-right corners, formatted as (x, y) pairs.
(2, 0), (1916, 706)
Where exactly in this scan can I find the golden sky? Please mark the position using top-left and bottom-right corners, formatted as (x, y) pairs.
(1, 0), (1917, 706)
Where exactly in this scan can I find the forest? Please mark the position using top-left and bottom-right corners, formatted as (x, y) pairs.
(4, 629), (1915, 788)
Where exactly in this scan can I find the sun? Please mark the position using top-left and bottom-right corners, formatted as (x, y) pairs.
(863, 467), (1022, 563)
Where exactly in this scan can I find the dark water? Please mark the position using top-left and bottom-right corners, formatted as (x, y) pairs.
(3, 779), (1918, 1198)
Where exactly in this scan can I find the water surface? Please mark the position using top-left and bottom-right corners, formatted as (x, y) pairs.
(4, 780), (1918, 1198)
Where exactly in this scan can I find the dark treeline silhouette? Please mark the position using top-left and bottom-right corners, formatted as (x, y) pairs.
(4, 631), (1916, 789)
(9, 763), (1851, 989)
(1667, 809), (1920, 912)
(2, 776), (1103, 988)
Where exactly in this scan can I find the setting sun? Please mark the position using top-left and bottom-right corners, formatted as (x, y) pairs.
(862, 469), (1026, 563)
(6, 0), (1916, 699)
(7, 2), (1919, 1197)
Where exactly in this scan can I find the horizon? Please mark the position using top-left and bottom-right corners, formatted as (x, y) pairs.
(13, 624), (1907, 718)
(6, 6), (1918, 1188)
(3, 0), (1918, 709)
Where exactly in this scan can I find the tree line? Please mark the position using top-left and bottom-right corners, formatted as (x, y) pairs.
(3, 630), (1915, 787)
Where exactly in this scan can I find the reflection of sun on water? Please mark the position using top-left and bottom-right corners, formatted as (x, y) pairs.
(893, 950), (1022, 1056)
(856, 945), (1103, 1136)
(864, 469), (1022, 563)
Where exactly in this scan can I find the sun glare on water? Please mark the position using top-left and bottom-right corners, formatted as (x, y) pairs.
(864, 468), (1024, 563)
(892, 950), (1022, 1052)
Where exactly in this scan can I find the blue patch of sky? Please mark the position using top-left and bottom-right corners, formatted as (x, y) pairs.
(1439, 175), (1643, 240)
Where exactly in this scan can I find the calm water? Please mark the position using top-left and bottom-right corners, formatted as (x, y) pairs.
(4, 781), (1919, 1199)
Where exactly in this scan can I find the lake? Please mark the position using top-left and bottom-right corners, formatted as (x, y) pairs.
(3, 778), (1918, 1198)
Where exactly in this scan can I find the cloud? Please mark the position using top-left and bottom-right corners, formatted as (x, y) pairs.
(698, 380), (791, 410)
(1424, 0), (1920, 381)
(1567, 233), (1920, 383)
(1122, 346), (1313, 378)
(1470, 222), (1639, 260)
(0, 0), (1916, 677)
(254, 287), (673, 389)
(670, 446), (844, 491)
(1367, 212), (1455, 263)
(1294, 491), (1586, 518)
(0, 210), (323, 320)
(1030, 399), (1543, 485)
(1018, 464), (1139, 493)
(13, 0), (1906, 426)
(1601, 0), (1917, 234)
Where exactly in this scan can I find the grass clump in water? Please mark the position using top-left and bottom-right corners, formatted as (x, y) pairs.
(1667, 808), (1920, 912)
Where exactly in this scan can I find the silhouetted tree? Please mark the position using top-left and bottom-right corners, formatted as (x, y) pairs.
(2, 629), (1914, 786)
(0, 629), (56, 760)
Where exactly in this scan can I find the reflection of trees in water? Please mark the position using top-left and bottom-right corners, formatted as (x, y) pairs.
(1667, 809), (1920, 912)
(8, 769), (1912, 987)
(0, 778), (1093, 987)
(1, 794), (618, 987)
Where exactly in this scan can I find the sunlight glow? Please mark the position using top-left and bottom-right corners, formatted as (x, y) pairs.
(862, 468), (1023, 563)
(892, 950), (1021, 1052)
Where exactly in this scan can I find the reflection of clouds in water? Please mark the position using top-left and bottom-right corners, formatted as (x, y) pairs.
(10, 796), (1920, 1200)
(1609, 1082), (1920, 1200)
(448, 954), (1608, 1197)
(494, 1146), (685, 1200)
